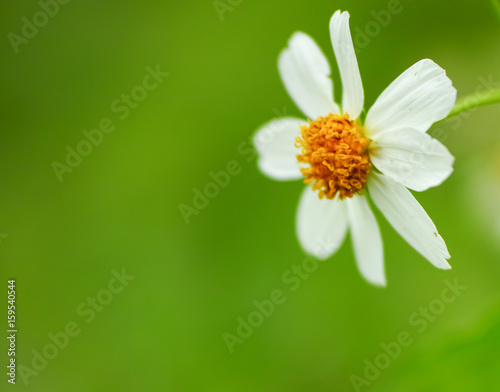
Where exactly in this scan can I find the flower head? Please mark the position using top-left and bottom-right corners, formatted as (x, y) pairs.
(253, 10), (457, 286)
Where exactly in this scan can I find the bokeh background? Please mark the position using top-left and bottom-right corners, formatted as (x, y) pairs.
(1, 0), (500, 390)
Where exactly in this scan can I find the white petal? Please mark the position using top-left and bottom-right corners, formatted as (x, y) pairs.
(278, 32), (340, 120)
(370, 127), (455, 191)
(368, 173), (451, 269)
(365, 59), (457, 136)
(296, 187), (348, 259)
(346, 195), (385, 286)
(254, 118), (307, 181)
(330, 10), (364, 120)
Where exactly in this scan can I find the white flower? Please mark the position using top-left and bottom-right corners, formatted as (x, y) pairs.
(253, 10), (457, 286)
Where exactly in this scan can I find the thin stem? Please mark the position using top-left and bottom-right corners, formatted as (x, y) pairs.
(491, 0), (500, 22)
(446, 88), (500, 119)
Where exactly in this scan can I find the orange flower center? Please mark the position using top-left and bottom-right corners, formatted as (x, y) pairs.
(295, 113), (371, 200)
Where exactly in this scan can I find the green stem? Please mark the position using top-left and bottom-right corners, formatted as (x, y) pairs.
(491, 0), (500, 22)
(446, 88), (500, 119)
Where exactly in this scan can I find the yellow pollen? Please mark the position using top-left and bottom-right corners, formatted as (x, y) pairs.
(295, 113), (371, 200)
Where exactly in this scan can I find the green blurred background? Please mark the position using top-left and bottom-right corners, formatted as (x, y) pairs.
(1, 0), (500, 390)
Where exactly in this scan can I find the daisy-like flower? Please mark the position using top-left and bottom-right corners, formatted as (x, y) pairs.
(253, 10), (456, 286)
